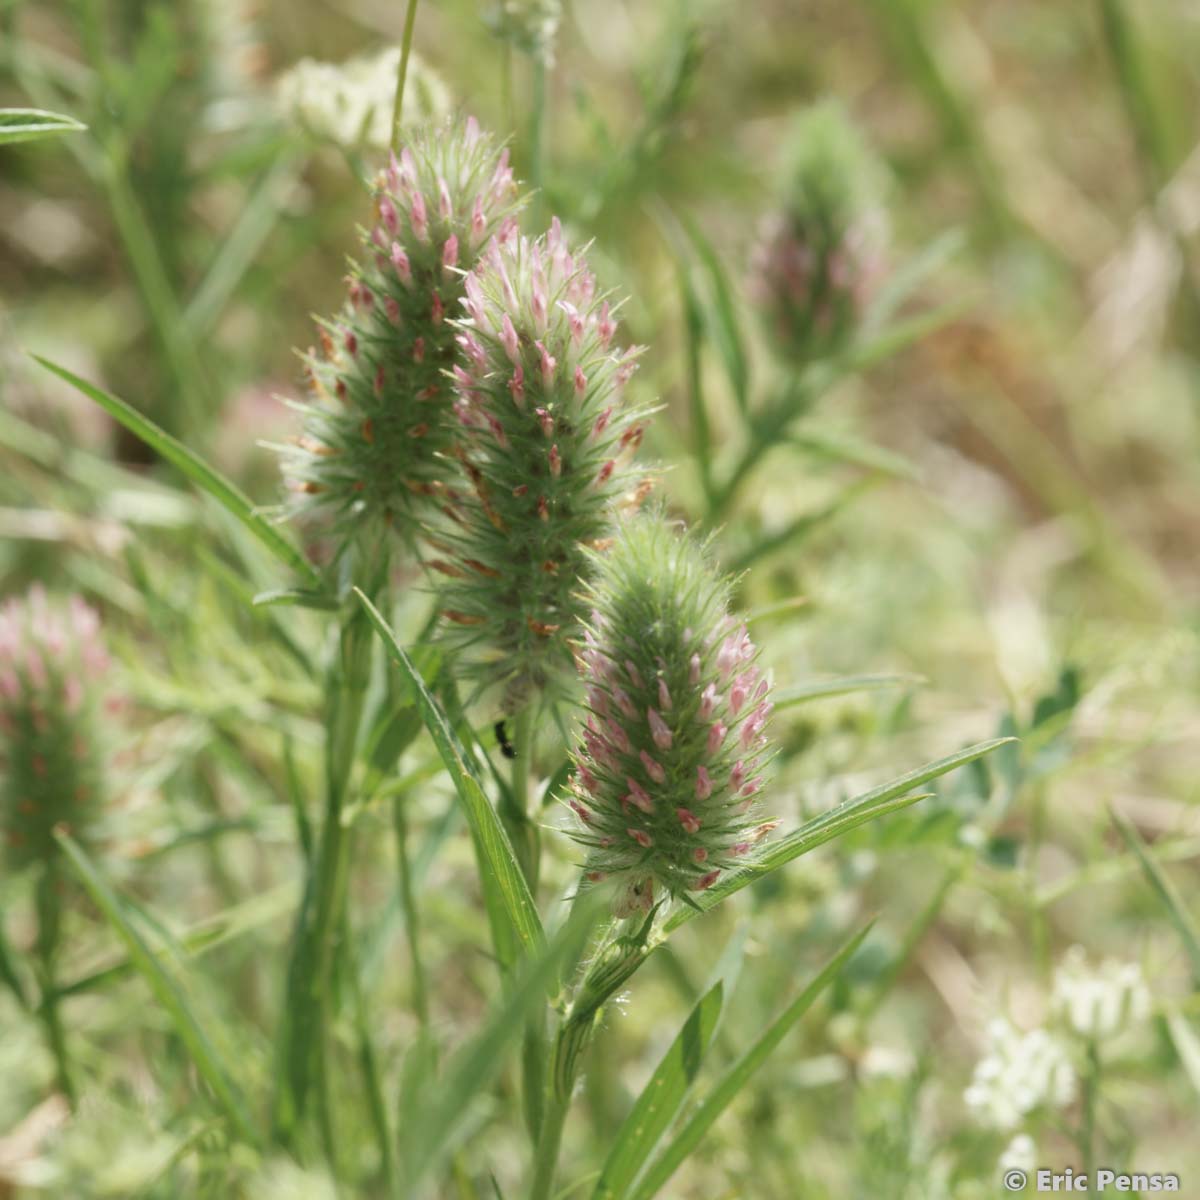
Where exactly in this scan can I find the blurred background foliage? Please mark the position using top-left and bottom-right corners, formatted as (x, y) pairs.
(2, 0), (1200, 1196)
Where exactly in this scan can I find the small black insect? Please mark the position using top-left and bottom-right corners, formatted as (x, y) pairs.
(495, 719), (517, 759)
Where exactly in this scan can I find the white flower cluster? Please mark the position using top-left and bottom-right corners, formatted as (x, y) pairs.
(1051, 947), (1151, 1039)
(485, 0), (562, 63)
(999, 1134), (1036, 1175)
(276, 47), (450, 151)
(964, 1018), (1076, 1130)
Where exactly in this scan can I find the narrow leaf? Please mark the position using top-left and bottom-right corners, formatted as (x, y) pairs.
(665, 737), (1014, 933)
(32, 357), (318, 584)
(683, 217), (750, 414)
(593, 982), (725, 1200)
(355, 589), (544, 957)
(1166, 1012), (1200, 1098)
(1112, 806), (1200, 988)
(53, 832), (259, 1145)
(404, 899), (598, 1187)
(0, 107), (87, 145)
(774, 673), (926, 709)
(631, 923), (873, 1200)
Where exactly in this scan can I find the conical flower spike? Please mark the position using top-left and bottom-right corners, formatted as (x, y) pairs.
(433, 223), (654, 707)
(749, 102), (888, 363)
(566, 517), (774, 912)
(0, 587), (109, 868)
(280, 115), (525, 541)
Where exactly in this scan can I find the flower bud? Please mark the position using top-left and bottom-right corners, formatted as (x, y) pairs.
(749, 102), (887, 363)
(0, 588), (109, 868)
(566, 517), (773, 908)
(434, 223), (653, 707)
(280, 116), (525, 540)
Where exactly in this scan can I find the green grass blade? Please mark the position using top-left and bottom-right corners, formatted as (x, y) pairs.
(1112, 806), (1200, 988)
(403, 899), (598, 1189)
(355, 589), (545, 958)
(682, 216), (750, 415)
(31, 356), (319, 584)
(0, 107), (86, 144)
(863, 228), (965, 333)
(727, 478), (879, 574)
(592, 981), (725, 1200)
(1166, 1012), (1200, 1097)
(774, 673), (927, 709)
(185, 148), (302, 337)
(665, 737), (1013, 933)
(630, 923), (873, 1200)
(53, 831), (259, 1145)
(787, 428), (921, 481)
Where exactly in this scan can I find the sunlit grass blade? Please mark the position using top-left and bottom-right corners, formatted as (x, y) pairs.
(0, 106), (86, 144)
(184, 147), (302, 338)
(629, 923), (873, 1200)
(841, 301), (968, 375)
(56, 883), (298, 997)
(1112, 806), (1200, 988)
(355, 588), (545, 958)
(681, 215), (750, 415)
(787, 427), (920, 481)
(1166, 1013), (1200, 1097)
(31, 357), (319, 585)
(402, 897), (599, 1191)
(53, 831), (259, 1145)
(863, 228), (965, 332)
(727, 478), (879, 574)
(665, 737), (1013, 932)
(774, 673), (927, 709)
(592, 981), (725, 1200)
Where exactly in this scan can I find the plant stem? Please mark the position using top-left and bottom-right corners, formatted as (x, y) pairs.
(527, 1070), (571, 1200)
(275, 582), (378, 1147)
(391, 0), (421, 146)
(1081, 1039), (1101, 1199)
(706, 374), (817, 525)
(393, 793), (429, 1031)
(529, 56), (547, 225)
(35, 861), (75, 1106)
(505, 706), (546, 1144)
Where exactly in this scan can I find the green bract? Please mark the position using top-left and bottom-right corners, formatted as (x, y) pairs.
(567, 517), (775, 914)
(432, 222), (653, 708)
(280, 115), (525, 542)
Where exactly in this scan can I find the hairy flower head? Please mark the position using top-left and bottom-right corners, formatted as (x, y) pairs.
(0, 587), (109, 868)
(432, 221), (653, 707)
(280, 115), (524, 540)
(750, 102), (887, 362)
(566, 517), (774, 914)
